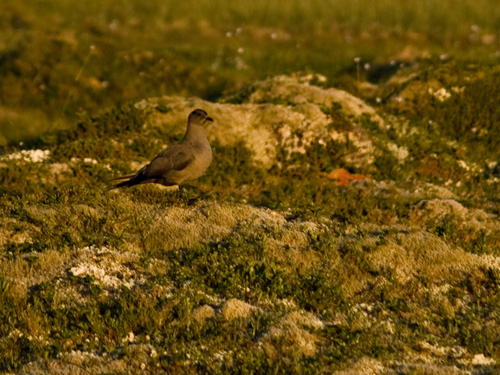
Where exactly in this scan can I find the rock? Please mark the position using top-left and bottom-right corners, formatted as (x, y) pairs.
(135, 74), (392, 169)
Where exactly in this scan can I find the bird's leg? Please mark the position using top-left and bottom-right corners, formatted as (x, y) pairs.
(177, 184), (186, 200)
(179, 184), (203, 204)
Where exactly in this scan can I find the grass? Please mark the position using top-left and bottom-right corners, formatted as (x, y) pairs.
(1, 67), (500, 372)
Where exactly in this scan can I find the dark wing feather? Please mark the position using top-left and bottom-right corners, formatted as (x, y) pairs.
(107, 145), (193, 190)
(142, 145), (194, 177)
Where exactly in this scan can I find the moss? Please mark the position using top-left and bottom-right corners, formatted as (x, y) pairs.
(2, 62), (500, 373)
(424, 71), (500, 159)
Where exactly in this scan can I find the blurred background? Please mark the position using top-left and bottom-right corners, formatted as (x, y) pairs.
(1, 0), (500, 144)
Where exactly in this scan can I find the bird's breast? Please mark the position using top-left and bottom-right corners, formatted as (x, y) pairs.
(176, 140), (211, 181)
(193, 143), (212, 170)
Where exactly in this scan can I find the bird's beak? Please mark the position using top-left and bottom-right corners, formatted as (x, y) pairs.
(206, 116), (214, 122)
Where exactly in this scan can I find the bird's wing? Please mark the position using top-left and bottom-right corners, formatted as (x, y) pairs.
(141, 145), (194, 178)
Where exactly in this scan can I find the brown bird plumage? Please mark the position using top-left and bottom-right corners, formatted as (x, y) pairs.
(108, 109), (213, 190)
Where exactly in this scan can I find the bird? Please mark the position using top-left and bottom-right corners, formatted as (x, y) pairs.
(108, 108), (213, 190)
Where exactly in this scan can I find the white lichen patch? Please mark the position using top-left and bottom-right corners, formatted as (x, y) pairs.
(69, 246), (143, 290)
(65, 349), (102, 363)
(67, 157), (112, 172)
(456, 159), (480, 173)
(474, 254), (500, 270)
(428, 87), (451, 102)
(213, 350), (231, 362)
(124, 331), (135, 343)
(417, 345), (496, 367)
(70, 263), (135, 289)
(2, 149), (50, 163)
(387, 142), (409, 161)
(470, 353), (496, 366)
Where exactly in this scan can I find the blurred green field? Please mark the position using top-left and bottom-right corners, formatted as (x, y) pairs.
(1, 0), (500, 143)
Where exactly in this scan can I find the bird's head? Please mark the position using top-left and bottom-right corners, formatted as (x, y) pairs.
(188, 109), (214, 126)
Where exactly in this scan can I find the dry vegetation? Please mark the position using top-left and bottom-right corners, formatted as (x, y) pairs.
(1, 68), (500, 374)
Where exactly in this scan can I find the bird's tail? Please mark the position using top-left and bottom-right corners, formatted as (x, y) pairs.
(106, 180), (130, 191)
(106, 170), (154, 190)
(106, 174), (139, 191)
